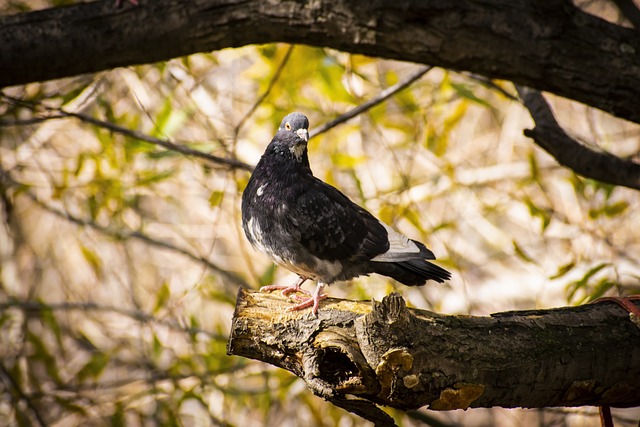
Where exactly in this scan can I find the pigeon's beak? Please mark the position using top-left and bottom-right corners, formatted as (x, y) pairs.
(296, 128), (309, 143)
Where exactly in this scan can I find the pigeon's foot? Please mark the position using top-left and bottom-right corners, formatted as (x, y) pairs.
(287, 282), (326, 316)
(260, 276), (309, 296)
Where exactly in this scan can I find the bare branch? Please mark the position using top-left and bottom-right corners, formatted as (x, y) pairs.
(0, 300), (225, 341)
(311, 66), (433, 138)
(234, 45), (296, 136)
(515, 85), (640, 191)
(0, 167), (250, 289)
(0, 94), (253, 172)
(0, 362), (47, 427)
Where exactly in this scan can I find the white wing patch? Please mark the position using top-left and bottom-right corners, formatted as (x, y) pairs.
(371, 222), (422, 262)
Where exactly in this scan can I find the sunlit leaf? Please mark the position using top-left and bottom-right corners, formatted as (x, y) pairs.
(137, 169), (175, 186)
(39, 304), (65, 353)
(450, 82), (494, 109)
(513, 241), (535, 264)
(567, 263), (610, 303)
(208, 190), (225, 207)
(77, 352), (109, 381)
(584, 278), (615, 302)
(80, 244), (102, 277)
(550, 262), (576, 280)
(331, 152), (366, 169)
(26, 329), (62, 384)
(154, 282), (171, 314)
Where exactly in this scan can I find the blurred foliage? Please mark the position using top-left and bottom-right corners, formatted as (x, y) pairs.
(1, 5), (640, 427)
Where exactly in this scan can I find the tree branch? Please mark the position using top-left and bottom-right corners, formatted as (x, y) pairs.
(0, 300), (226, 341)
(310, 66), (433, 138)
(0, 94), (253, 172)
(0, 167), (250, 289)
(227, 288), (640, 423)
(1, 0), (640, 123)
(0, 362), (47, 427)
(515, 85), (640, 191)
(610, 0), (640, 29)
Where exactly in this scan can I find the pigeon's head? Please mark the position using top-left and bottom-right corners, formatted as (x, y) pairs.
(279, 112), (309, 143)
(274, 112), (310, 162)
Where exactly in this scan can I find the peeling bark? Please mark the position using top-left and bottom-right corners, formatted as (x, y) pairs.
(227, 288), (640, 422)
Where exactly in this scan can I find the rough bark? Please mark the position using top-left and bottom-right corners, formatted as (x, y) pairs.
(227, 288), (640, 423)
(515, 85), (640, 191)
(1, 0), (640, 124)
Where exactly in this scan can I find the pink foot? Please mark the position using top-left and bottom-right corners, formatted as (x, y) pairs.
(260, 276), (309, 296)
(287, 283), (326, 316)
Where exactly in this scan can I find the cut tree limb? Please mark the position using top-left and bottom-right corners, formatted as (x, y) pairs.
(227, 288), (640, 422)
(1, 0), (640, 124)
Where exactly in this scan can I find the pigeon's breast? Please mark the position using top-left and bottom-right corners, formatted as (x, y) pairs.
(245, 212), (345, 283)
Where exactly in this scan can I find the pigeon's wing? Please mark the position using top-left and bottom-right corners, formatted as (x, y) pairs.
(289, 179), (389, 262)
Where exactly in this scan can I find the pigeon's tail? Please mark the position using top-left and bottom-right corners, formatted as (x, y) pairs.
(370, 259), (451, 286)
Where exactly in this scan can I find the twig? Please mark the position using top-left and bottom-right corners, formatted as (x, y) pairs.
(310, 66), (433, 138)
(0, 94), (253, 172)
(234, 45), (295, 136)
(0, 362), (47, 427)
(515, 85), (640, 191)
(0, 300), (225, 341)
(0, 167), (250, 289)
(469, 74), (519, 101)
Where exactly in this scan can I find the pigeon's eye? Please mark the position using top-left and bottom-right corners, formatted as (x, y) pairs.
(285, 122), (291, 130)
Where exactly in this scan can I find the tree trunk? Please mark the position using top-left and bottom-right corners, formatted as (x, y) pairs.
(227, 288), (640, 423)
(1, 0), (640, 124)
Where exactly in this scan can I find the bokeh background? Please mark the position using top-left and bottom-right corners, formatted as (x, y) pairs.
(1, 2), (640, 426)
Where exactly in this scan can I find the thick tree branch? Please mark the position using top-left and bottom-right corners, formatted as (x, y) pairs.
(515, 85), (640, 191)
(1, 0), (640, 124)
(227, 288), (640, 423)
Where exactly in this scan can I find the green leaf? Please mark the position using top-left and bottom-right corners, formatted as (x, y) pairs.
(154, 282), (171, 314)
(152, 98), (188, 139)
(523, 197), (552, 231)
(80, 244), (102, 277)
(152, 333), (163, 359)
(604, 201), (629, 217)
(450, 82), (494, 109)
(137, 169), (175, 187)
(208, 190), (225, 207)
(527, 152), (539, 182)
(584, 278), (615, 302)
(567, 263), (610, 303)
(26, 329), (62, 384)
(513, 241), (535, 264)
(331, 153), (366, 169)
(77, 352), (109, 381)
(39, 305), (65, 353)
(550, 262), (575, 280)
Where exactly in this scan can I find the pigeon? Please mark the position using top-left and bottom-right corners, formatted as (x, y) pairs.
(241, 112), (450, 315)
